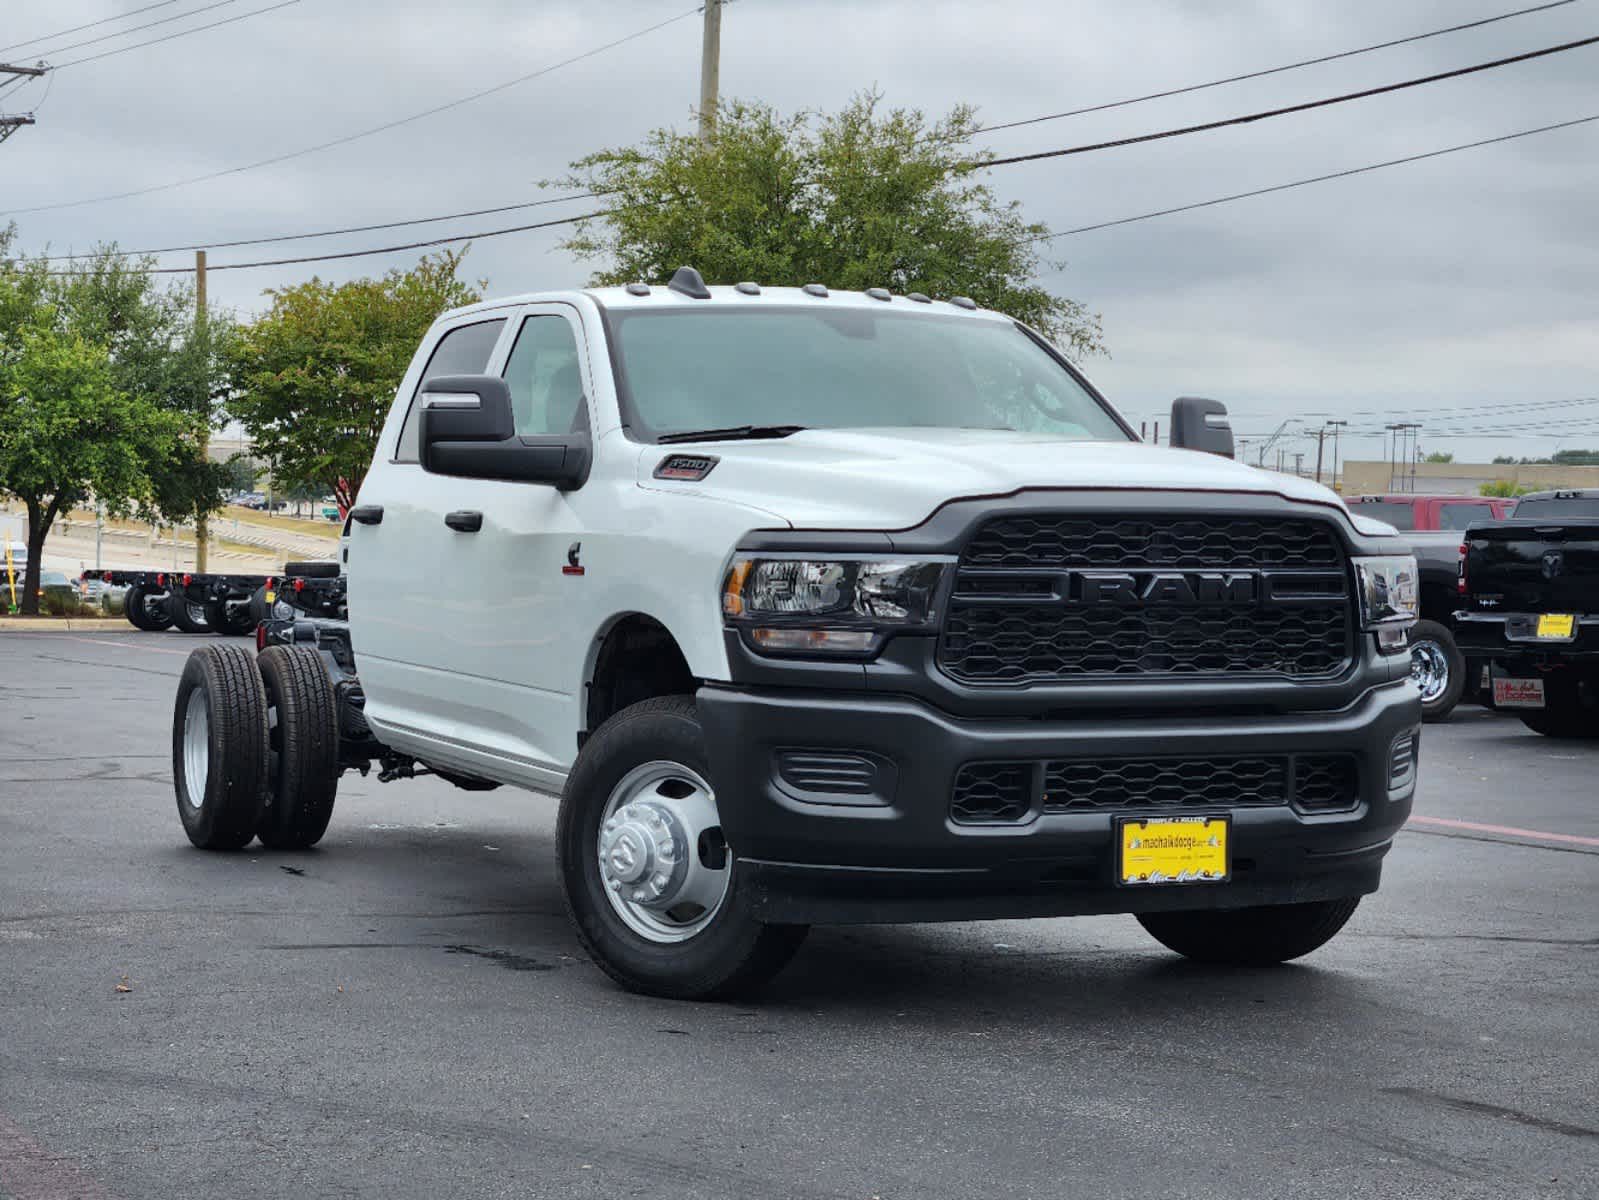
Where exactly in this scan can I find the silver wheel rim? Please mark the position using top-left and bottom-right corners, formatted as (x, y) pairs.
(597, 760), (730, 944)
(1410, 640), (1450, 702)
(182, 689), (209, 805)
(188, 602), (207, 625)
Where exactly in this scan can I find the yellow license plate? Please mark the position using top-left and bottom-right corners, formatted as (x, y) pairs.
(1119, 816), (1229, 886)
(1536, 613), (1575, 639)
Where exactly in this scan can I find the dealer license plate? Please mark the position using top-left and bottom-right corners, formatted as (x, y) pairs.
(1119, 816), (1229, 886)
(1536, 613), (1575, 639)
(1493, 677), (1545, 708)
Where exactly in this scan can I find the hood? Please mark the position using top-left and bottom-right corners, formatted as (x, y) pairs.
(637, 427), (1366, 531)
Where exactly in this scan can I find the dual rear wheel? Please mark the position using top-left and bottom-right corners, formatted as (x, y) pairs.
(173, 643), (339, 851)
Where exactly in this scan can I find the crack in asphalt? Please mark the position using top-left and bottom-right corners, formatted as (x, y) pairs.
(1383, 1086), (1599, 1142)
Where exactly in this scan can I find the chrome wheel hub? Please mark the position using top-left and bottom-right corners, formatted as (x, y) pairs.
(597, 761), (730, 944)
(182, 689), (209, 805)
(1410, 640), (1450, 702)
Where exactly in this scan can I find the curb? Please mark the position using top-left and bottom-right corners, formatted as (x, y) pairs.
(0, 618), (135, 632)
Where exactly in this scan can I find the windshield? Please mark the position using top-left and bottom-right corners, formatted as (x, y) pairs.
(608, 307), (1129, 441)
(1512, 495), (1599, 519)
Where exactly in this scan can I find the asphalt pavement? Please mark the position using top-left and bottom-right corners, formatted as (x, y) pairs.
(1, 631), (1594, 1200)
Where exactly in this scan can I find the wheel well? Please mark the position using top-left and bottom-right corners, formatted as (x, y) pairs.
(584, 615), (696, 744)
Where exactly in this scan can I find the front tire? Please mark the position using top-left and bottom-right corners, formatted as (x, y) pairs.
(172, 644), (269, 850)
(168, 595), (212, 634)
(1137, 898), (1361, 966)
(124, 584), (174, 631)
(1408, 619), (1464, 722)
(204, 595), (257, 637)
(557, 696), (808, 1000)
(255, 645), (340, 849)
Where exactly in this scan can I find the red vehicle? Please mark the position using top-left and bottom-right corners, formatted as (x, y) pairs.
(1346, 494), (1515, 531)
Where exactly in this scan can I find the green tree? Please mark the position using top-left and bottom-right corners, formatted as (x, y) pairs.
(226, 251), (481, 510)
(554, 93), (1103, 358)
(0, 315), (177, 614)
(1551, 448), (1599, 466)
(1423, 451), (1453, 463)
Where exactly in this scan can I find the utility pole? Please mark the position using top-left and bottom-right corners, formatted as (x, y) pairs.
(698, 0), (722, 141)
(1293, 452), (1305, 477)
(194, 250), (210, 573)
(1326, 420), (1347, 492)
(0, 63), (45, 145)
(1314, 428), (1327, 484)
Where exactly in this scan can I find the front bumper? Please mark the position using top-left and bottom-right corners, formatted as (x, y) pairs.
(699, 680), (1421, 925)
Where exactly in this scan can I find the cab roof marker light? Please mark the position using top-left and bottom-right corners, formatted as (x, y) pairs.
(949, 296), (978, 310)
(865, 287), (892, 302)
(735, 281), (760, 295)
(625, 282), (651, 296)
(802, 283), (829, 297)
(667, 266), (712, 300)
(907, 292), (932, 303)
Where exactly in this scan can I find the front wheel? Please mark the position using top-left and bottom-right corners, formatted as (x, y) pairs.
(204, 595), (257, 637)
(168, 595), (212, 634)
(557, 696), (808, 1000)
(1408, 619), (1464, 722)
(124, 584), (174, 631)
(1137, 897), (1361, 966)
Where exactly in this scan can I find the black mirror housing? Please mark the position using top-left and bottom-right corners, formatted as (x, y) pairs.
(419, 374), (590, 490)
(1169, 396), (1235, 459)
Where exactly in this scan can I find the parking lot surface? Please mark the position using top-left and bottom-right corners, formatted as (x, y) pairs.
(1, 631), (1595, 1200)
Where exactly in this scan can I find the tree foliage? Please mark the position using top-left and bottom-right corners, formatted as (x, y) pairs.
(0, 266), (179, 612)
(226, 251), (481, 510)
(1479, 480), (1534, 498)
(555, 93), (1103, 358)
(1422, 451), (1454, 463)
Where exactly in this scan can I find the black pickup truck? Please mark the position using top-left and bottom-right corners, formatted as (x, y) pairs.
(1455, 489), (1599, 738)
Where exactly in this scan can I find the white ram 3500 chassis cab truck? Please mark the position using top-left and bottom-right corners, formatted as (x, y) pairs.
(170, 267), (1423, 999)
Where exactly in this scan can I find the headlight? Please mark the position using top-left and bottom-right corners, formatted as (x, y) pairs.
(1353, 555), (1419, 652)
(722, 556), (950, 656)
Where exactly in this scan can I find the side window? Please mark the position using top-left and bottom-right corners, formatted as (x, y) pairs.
(504, 315), (588, 437)
(394, 318), (507, 462)
(1439, 503), (1489, 530)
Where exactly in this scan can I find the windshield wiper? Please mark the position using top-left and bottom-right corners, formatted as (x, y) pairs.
(656, 424), (807, 444)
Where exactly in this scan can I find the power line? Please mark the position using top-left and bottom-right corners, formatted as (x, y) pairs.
(973, 1), (1578, 138)
(51, 0), (302, 70)
(30, 0), (247, 62)
(0, 1), (181, 56)
(980, 35), (1599, 170)
(36, 190), (604, 260)
(2, 5), (704, 216)
(43, 209), (607, 276)
(1019, 113), (1599, 244)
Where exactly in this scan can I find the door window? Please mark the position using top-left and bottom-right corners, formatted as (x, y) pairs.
(394, 318), (507, 461)
(1438, 502), (1492, 530)
(504, 315), (588, 436)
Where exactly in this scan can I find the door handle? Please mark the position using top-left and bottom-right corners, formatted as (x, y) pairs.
(444, 510), (483, 533)
(350, 505), (384, 526)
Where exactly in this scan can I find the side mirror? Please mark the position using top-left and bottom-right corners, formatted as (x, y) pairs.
(1169, 396), (1235, 459)
(419, 374), (590, 490)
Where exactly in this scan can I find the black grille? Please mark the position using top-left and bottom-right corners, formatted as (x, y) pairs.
(950, 762), (1032, 824)
(940, 513), (1352, 684)
(1297, 755), (1360, 812)
(1043, 757), (1287, 813)
(949, 754), (1361, 824)
(961, 515), (1342, 570)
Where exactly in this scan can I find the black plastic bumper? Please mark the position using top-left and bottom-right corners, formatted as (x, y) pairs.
(1453, 612), (1599, 670)
(698, 680), (1421, 925)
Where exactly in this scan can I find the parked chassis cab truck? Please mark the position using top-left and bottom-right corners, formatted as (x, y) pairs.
(90, 562), (343, 636)
(1346, 494), (1514, 722)
(171, 269), (1423, 999)
(1454, 489), (1599, 738)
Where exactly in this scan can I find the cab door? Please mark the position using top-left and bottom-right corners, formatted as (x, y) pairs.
(349, 303), (596, 790)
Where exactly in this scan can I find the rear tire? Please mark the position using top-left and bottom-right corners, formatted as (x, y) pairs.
(203, 595), (257, 637)
(1137, 898), (1361, 966)
(124, 584), (168, 631)
(255, 645), (340, 849)
(557, 695), (808, 1000)
(173, 644), (269, 850)
(1408, 619), (1464, 722)
(168, 595), (212, 634)
(1517, 678), (1599, 739)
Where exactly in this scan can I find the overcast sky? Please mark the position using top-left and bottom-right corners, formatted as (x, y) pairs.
(2, 0), (1595, 468)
